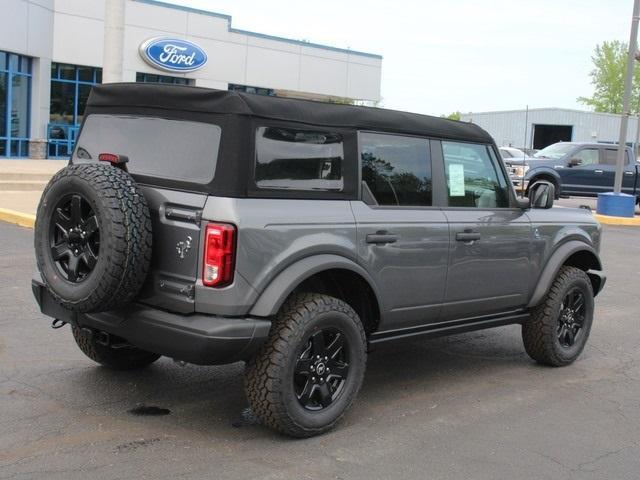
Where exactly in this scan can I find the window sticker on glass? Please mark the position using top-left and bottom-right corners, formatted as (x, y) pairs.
(448, 163), (466, 197)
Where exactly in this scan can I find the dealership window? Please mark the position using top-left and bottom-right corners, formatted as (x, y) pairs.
(0, 51), (31, 158)
(136, 72), (193, 85)
(229, 83), (275, 96)
(49, 63), (102, 157)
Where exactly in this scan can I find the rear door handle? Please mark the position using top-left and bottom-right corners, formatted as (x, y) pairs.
(594, 169), (604, 174)
(625, 171), (634, 175)
(455, 230), (481, 242)
(366, 232), (397, 245)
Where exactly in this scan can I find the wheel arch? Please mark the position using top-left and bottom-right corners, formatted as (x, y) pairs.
(249, 255), (382, 335)
(527, 168), (562, 197)
(527, 241), (604, 308)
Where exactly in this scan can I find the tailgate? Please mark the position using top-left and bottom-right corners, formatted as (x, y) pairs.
(136, 186), (207, 313)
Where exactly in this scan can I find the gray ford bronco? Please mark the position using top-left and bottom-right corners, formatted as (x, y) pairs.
(33, 83), (606, 437)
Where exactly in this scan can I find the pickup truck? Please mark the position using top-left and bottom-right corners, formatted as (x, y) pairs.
(505, 142), (639, 203)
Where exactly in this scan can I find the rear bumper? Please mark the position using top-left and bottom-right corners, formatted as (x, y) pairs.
(32, 279), (271, 365)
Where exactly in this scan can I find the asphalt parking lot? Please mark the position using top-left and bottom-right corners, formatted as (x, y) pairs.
(1, 219), (639, 480)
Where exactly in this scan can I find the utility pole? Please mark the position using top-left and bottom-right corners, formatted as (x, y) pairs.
(103, 0), (125, 83)
(614, 0), (640, 193)
(635, 113), (640, 160)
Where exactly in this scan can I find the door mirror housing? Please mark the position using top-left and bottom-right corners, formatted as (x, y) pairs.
(569, 157), (582, 167)
(529, 181), (555, 209)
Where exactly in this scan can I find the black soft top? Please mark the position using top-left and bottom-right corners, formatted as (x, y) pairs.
(87, 83), (492, 143)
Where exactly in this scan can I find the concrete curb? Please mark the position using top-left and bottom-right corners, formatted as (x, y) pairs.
(594, 213), (640, 226)
(0, 208), (35, 228)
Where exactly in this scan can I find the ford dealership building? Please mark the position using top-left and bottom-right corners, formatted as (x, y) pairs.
(1, 0), (382, 158)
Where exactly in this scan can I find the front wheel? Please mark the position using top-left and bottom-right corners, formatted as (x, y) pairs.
(522, 266), (594, 367)
(245, 293), (367, 438)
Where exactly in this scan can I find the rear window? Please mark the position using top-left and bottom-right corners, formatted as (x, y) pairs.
(74, 114), (221, 183)
(254, 126), (344, 191)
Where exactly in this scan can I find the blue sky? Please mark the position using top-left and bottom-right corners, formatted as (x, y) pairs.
(164, 0), (634, 116)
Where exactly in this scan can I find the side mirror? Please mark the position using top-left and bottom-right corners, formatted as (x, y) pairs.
(569, 157), (582, 167)
(529, 181), (555, 209)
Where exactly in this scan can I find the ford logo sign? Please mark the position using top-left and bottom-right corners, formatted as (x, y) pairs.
(139, 37), (207, 73)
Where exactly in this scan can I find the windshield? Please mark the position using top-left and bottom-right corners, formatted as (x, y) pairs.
(533, 143), (575, 160)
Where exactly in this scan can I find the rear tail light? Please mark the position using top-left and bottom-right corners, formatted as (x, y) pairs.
(98, 152), (129, 165)
(203, 223), (236, 287)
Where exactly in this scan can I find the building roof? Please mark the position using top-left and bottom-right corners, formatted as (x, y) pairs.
(87, 83), (492, 143)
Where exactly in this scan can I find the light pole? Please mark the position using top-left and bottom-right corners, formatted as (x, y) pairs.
(600, 0), (640, 217)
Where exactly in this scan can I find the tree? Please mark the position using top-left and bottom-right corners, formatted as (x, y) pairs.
(441, 111), (461, 121)
(577, 40), (640, 114)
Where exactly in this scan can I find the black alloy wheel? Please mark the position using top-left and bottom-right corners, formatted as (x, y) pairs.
(50, 193), (100, 283)
(294, 328), (350, 411)
(245, 293), (367, 437)
(557, 288), (585, 348)
(522, 266), (594, 367)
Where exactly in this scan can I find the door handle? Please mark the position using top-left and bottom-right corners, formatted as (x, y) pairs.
(625, 171), (634, 175)
(366, 231), (397, 245)
(455, 230), (481, 242)
(594, 169), (604, 174)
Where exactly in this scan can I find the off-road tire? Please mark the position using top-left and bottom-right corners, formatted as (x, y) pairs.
(522, 266), (594, 367)
(245, 293), (367, 438)
(71, 326), (160, 370)
(34, 163), (152, 313)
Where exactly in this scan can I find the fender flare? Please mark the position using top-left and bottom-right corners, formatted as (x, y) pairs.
(249, 254), (382, 317)
(527, 240), (603, 308)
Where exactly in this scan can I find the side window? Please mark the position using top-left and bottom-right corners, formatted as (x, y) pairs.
(573, 148), (599, 166)
(442, 141), (509, 208)
(603, 148), (630, 165)
(255, 126), (344, 191)
(360, 132), (431, 206)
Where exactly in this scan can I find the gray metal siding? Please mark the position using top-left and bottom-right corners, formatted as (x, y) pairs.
(460, 108), (639, 148)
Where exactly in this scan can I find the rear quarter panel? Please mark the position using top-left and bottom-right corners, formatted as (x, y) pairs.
(196, 197), (357, 316)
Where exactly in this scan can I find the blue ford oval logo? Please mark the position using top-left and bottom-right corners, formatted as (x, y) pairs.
(139, 37), (207, 73)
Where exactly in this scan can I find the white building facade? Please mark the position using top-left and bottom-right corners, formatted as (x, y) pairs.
(461, 108), (640, 151)
(0, 0), (382, 158)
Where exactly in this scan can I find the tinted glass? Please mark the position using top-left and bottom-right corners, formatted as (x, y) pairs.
(255, 126), (344, 191)
(58, 63), (75, 80)
(10, 74), (29, 138)
(603, 148), (630, 165)
(360, 132), (431, 206)
(78, 66), (94, 82)
(442, 141), (509, 208)
(74, 115), (221, 183)
(49, 81), (75, 124)
(0, 72), (6, 138)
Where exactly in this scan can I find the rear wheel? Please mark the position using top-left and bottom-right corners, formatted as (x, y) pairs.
(522, 266), (594, 366)
(72, 326), (160, 370)
(245, 293), (367, 437)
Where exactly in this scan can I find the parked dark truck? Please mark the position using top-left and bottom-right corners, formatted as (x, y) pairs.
(33, 84), (605, 437)
(505, 141), (640, 202)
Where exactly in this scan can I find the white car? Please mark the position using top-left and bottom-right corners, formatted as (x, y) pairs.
(499, 147), (531, 160)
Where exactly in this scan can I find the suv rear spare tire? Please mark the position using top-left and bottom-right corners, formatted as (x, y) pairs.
(34, 163), (152, 313)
